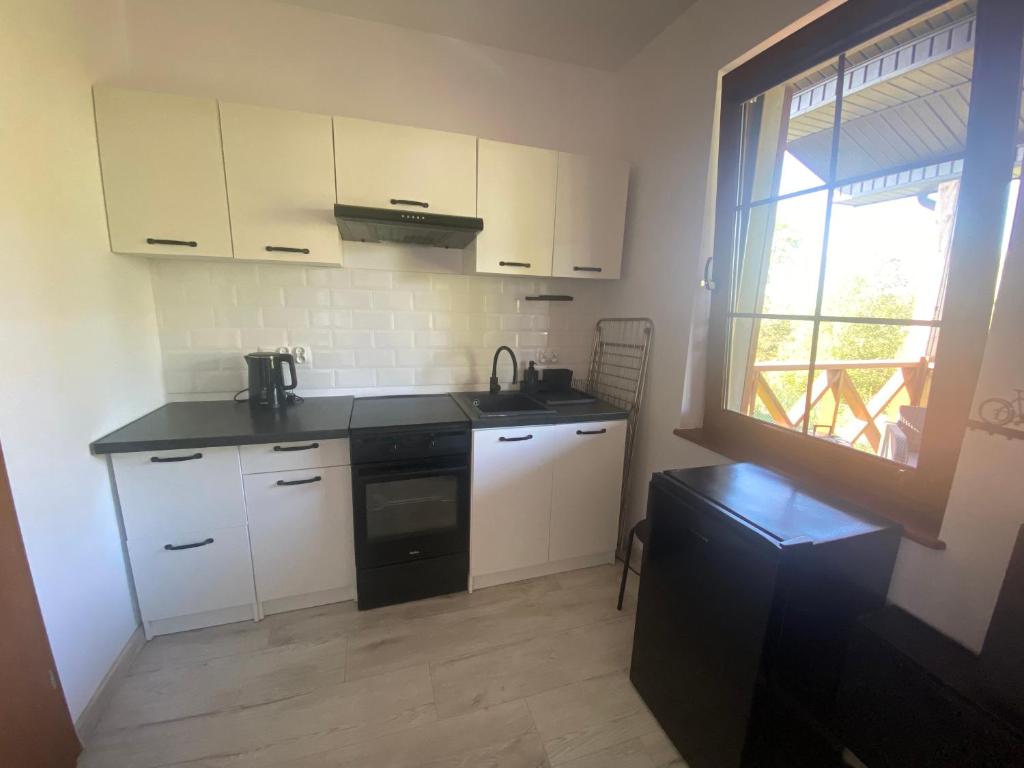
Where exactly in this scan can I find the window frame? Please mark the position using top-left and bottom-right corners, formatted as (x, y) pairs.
(690, 0), (1024, 542)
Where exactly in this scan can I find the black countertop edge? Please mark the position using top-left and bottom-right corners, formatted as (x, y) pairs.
(347, 419), (470, 436)
(448, 392), (628, 429)
(91, 428), (354, 455)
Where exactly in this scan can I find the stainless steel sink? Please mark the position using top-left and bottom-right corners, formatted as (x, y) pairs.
(465, 392), (552, 418)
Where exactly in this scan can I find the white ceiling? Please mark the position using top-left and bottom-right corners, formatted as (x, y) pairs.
(272, 0), (696, 71)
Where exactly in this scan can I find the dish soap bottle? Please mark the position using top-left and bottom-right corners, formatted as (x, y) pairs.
(522, 360), (539, 393)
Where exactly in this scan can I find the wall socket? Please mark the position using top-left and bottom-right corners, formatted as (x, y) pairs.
(537, 349), (559, 364)
(256, 345), (309, 364)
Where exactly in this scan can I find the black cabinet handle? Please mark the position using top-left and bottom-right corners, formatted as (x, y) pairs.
(164, 538), (214, 551)
(265, 245), (310, 254)
(276, 475), (322, 486)
(150, 452), (203, 463)
(147, 238), (197, 247)
(390, 198), (429, 208)
(499, 261), (531, 268)
(499, 435), (533, 442)
(273, 443), (320, 452)
(576, 428), (607, 435)
(573, 266), (603, 273)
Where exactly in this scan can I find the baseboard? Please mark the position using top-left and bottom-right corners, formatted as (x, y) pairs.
(470, 552), (615, 590)
(74, 624), (145, 745)
(145, 603), (256, 638)
(260, 587), (354, 616)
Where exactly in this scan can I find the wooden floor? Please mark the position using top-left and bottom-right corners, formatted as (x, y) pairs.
(79, 565), (684, 767)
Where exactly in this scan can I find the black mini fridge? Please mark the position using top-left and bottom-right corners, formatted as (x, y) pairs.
(629, 463), (900, 768)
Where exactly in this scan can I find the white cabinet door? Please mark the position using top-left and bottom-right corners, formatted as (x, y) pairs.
(334, 116), (477, 216)
(112, 447), (246, 541)
(128, 525), (255, 622)
(475, 139), (557, 277)
(239, 438), (350, 475)
(93, 87), (232, 259)
(220, 102), (341, 266)
(470, 425), (557, 576)
(552, 153), (629, 279)
(549, 420), (627, 562)
(244, 466), (354, 603)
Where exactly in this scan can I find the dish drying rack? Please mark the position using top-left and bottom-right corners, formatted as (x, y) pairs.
(575, 317), (654, 554)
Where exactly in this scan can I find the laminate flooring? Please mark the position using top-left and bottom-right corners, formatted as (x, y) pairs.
(79, 565), (684, 767)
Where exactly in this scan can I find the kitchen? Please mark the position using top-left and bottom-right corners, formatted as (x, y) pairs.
(2, 1), (1024, 767)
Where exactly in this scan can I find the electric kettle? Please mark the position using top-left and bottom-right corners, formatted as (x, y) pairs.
(244, 352), (297, 409)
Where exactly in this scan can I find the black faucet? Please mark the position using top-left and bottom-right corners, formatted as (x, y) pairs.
(489, 346), (518, 395)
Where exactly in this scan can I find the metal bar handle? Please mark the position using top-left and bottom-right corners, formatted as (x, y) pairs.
(276, 476), (322, 486)
(273, 443), (320, 452)
(265, 245), (310, 254)
(164, 538), (214, 551)
(499, 435), (533, 442)
(700, 257), (716, 291)
(576, 428), (607, 435)
(390, 198), (429, 208)
(573, 266), (603, 273)
(499, 261), (531, 268)
(147, 238), (197, 247)
(150, 452), (203, 463)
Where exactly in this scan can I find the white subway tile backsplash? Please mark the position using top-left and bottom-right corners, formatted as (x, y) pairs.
(151, 261), (606, 394)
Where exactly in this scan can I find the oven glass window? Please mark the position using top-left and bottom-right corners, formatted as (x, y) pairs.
(365, 475), (459, 540)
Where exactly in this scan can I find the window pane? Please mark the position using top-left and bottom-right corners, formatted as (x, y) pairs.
(821, 185), (958, 320)
(742, 60), (838, 203)
(726, 317), (814, 432)
(733, 191), (827, 316)
(812, 321), (935, 465)
(835, 4), (975, 183)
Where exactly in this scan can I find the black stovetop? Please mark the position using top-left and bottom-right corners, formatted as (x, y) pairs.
(349, 394), (470, 432)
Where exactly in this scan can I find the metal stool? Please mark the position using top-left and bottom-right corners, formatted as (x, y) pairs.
(617, 518), (649, 610)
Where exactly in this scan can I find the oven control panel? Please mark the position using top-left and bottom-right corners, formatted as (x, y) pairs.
(351, 428), (470, 464)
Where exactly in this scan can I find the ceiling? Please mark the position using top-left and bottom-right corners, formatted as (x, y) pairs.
(271, 0), (696, 71)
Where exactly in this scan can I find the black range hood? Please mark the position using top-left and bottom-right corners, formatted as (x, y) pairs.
(334, 204), (483, 249)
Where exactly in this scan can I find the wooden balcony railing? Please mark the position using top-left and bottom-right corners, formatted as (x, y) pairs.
(741, 357), (933, 452)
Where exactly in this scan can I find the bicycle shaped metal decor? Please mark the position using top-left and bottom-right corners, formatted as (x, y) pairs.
(978, 389), (1024, 427)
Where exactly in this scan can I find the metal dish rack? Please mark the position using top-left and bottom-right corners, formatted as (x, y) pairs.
(575, 318), (654, 553)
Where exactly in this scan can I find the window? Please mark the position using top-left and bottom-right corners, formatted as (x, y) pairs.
(695, 0), (1024, 540)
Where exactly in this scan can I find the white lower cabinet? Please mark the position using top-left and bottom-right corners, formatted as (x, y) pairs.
(244, 465), (354, 609)
(127, 525), (256, 631)
(471, 425), (559, 579)
(470, 419), (626, 588)
(549, 421), (628, 561)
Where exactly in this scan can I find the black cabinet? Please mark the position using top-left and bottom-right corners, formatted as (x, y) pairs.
(630, 463), (901, 768)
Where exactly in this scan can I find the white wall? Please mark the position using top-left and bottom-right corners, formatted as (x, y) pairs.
(611, 0), (1024, 653)
(0, 0), (165, 720)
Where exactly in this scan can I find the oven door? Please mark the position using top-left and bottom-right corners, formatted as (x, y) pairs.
(352, 454), (469, 569)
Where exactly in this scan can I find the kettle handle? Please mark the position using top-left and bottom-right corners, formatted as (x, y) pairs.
(281, 353), (298, 391)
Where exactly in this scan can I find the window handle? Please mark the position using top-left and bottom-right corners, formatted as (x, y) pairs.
(265, 245), (310, 254)
(390, 198), (429, 208)
(700, 258), (716, 291)
(147, 238), (197, 247)
(499, 261), (531, 268)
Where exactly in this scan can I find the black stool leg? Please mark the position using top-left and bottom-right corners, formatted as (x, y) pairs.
(617, 523), (636, 610)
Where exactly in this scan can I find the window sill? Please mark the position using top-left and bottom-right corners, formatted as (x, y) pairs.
(673, 427), (947, 551)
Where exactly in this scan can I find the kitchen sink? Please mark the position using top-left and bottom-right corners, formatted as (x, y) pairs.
(465, 392), (552, 418)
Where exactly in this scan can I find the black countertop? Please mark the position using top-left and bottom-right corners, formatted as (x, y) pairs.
(449, 391), (628, 428)
(90, 396), (354, 454)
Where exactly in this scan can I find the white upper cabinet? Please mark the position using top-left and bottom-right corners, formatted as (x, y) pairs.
(552, 153), (629, 279)
(220, 102), (340, 266)
(475, 139), (558, 277)
(334, 116), (477, 217)
(93, 87), (232, 259)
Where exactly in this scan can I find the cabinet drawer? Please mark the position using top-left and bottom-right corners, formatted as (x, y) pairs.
(112, 447), (245, 541)
(239, 438), (350, 474)
(244, 466), (354, 602)
(128, 525), (255, 622)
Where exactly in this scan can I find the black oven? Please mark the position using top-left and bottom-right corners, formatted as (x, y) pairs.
(350, 427), (470, 609)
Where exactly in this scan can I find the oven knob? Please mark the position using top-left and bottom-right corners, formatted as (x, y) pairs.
(390, 442), (399, 453)
(429, 438), (437, 449)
